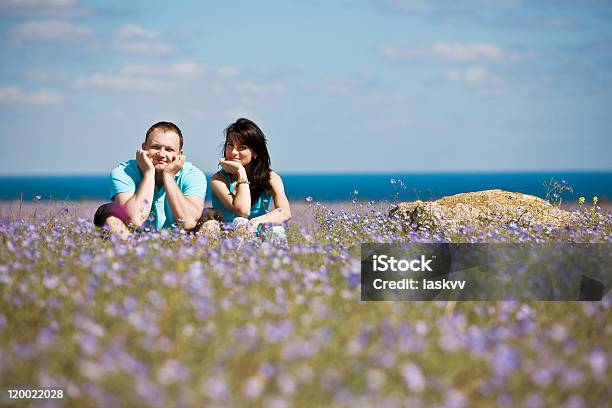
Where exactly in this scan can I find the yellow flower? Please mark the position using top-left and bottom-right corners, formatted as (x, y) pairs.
(578, 197), (585, 205)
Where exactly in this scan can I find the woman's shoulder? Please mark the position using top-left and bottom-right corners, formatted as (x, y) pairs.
(210, 171), (232, 191)
(268, 170), (283, 182)
(267, 170), (286, 192)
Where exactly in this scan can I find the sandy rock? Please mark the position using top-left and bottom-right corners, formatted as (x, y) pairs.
(390, 189), (573, 232)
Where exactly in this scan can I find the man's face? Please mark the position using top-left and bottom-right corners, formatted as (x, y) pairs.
(142, 129), (182, 172)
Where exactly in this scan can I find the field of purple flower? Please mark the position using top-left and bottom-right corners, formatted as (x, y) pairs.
(0, 199), (610, 407)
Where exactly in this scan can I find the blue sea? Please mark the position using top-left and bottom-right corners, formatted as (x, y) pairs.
(0, 172), (610, 202)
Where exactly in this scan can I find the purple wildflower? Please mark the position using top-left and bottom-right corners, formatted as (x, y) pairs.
(205, 377), (229, 400)
(587, 348), (607, 377)
(401, 362), (425, 393)
(243, 375), (265, 400)
(491, 345), (520, 377)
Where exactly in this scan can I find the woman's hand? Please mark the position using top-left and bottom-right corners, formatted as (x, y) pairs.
(218, 159), (247, 179)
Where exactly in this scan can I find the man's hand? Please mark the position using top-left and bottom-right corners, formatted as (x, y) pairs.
(136, 149), (155, 175)
(219, 159), (247, 179)
(163, 154), (185, 178)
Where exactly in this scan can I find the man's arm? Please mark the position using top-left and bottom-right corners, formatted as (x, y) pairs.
(113, 150), (155, 227)
(163, 155), (205, 230)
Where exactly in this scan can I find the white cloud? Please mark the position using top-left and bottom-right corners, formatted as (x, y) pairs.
(0, 85), (63, 104)
(216, 65), (241, 79)
(208, 70), (285, 109)
(0, 0), (89, 17)
(77, 61), (203, 92)
(379, 45), (401, 58)
(117, 64), (155, 76)
(119, 61), (202, 79)
(432, 41), (503, 60)
(81, 60), (281, 101)
(2, 0), (76, 6)
(116, 24), (158, 40)
(119, 64), (160, 75)
(380, 41), (534, 62)
(446, 66), (492, 83)
(120, 41), (172, 53)
(378, 45), (425, 59)
(77, 74), (174, 91)
(464, 67), (489, 82)
(114, 24), (173, 54)
(168, 61), (200, 78)
(232, 82), (285, 94)
(9, 19), (92, 43)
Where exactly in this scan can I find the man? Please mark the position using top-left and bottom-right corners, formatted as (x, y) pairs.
(93, 121), (206, 236)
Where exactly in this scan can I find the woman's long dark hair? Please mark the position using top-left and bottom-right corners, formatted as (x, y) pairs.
(222, 118), (272, 205)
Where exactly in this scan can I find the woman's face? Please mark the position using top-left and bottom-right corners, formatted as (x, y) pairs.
(225, 138), (254, 168)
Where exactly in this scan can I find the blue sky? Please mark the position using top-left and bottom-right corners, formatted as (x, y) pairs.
(0, 0), (611, 175)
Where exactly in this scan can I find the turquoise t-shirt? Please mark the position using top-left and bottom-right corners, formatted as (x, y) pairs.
(211, 169), (272, 222)
(109, 160), (206, 230)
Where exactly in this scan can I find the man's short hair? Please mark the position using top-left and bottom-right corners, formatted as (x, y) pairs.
(145, 121), (183, 149)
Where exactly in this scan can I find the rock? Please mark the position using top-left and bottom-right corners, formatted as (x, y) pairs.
(389, 189), (573, 232)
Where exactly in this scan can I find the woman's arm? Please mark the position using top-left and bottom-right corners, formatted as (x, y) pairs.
(210, 171), (251, 218)
(249, 171), (292, 226)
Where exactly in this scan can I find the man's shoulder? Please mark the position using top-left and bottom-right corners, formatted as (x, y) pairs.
(179, 162), (206, 197)
(181, 161), (206, 179)
(183, 161), (204, 172)
(111, 159), (138, 173)
(110, 160), (141, 182)
(108, 160), (139, 196)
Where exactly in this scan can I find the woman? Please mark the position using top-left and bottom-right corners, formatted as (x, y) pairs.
(209, 118), (291, 242)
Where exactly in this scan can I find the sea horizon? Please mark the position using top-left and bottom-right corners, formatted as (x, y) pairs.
(2, 168), (612, 176)
(1, 171), (610, 202)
